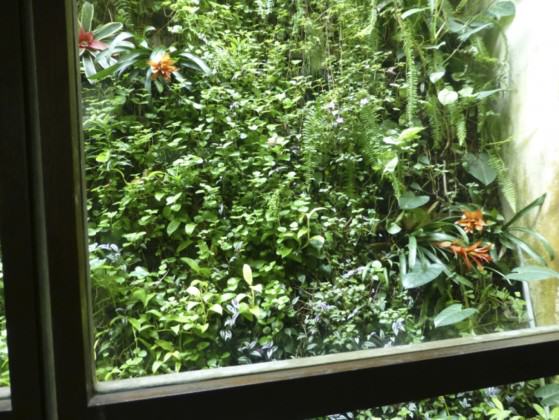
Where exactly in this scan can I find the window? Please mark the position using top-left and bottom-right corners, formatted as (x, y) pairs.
(1, 0), (559, 419)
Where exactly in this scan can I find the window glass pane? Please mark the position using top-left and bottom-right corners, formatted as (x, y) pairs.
(315, 378), (559, 419)
(80, 0), (557, 381)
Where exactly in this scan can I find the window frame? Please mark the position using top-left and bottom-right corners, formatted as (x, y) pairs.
(3, 0), (559, 418)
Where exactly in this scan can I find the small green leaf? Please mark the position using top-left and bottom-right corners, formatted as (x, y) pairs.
(402, 263), (444, 288)
(184, 223), (196, 235)
(166, 219), (180, 236)
(434, 304), (477, 328)
(209, 304), (223, 315)
(243, 264), (253, 286)
(309, 235), (325, 250)
(429, 70), (445, 84)
(398, 126), (425, 143)
(398, 192), (430, 210)
(387, 223), (402, 235)
(464, 153), (497, 186)
(182, 257), (201, 274)
(186, 286), (201, 296)
(487, 1), (516, 19)
(506, 266), (559, 282)
(401, 7), (429, 19)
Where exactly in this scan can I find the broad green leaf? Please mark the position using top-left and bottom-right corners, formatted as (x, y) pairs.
(180, 52), (212, 75)
(309, 235), (325, 250)
(402, 263), (444, 288)
(464, 153), (497, 186)
(166, 219), (180, 236)
(434, 304), (477, 328)
(398, 192), (430, 210)
(383, 156), (399, 173)
(438, 88), (458, 106)
(243, 264), (253, 286)
(506, 266), (559, 282)
(81, 2), (94, 32)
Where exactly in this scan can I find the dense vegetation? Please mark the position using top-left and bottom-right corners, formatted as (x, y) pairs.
(2, 0), (559, 417)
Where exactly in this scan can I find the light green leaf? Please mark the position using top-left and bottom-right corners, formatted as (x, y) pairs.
(398, 192), (430, 210)
(464, 153), (497, 186)
(402, 263), (444, 288)
(408, 236), (417, 268)
(429, 70), (445, 84)
(93, 22), (123, 40)
(434, 304), (477, 328)
(401, 7), (429, 19)
(383, 156), (399, 173)
(186, 286), (201, 296)
(80, 2), (94, 32)
(488, 1), (516, 19)
(83, 55), (97, 80)
(309, 235), (325, 250)
(398, 126), (425, 143)
(506, 266), (559, 282)
(182, 257), (201, 274)
(387, 223), (402, 235)
(209, 304), (223, 315)
(184, 223), (196, 235)
(166, 219), (180, 236)
(243, 264), (253, 286)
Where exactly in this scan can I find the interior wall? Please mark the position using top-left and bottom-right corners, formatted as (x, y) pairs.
(505, 0), (559, 325)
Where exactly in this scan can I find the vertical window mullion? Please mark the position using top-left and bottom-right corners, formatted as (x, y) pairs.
(0, 1), (57, 418)
(31, 0), (96, 418)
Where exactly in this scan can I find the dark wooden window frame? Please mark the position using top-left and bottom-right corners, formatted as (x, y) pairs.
(1, 0), (559, 419)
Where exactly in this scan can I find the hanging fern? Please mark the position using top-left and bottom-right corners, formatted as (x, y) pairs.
(398, 16), (418, 126)
(489, 152), (517, 213)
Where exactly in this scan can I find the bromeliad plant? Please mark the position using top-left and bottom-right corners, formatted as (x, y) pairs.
(91, 32), (211, 94)
(78, 1), (133, 81)
(398, 193), (559, 330)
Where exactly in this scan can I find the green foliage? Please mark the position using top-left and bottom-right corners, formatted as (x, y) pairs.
(65, 0), (559, 415)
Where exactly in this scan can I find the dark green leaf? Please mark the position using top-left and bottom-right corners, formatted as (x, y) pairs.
(402, 263), (444, 288)
(464, 153), (496, 186)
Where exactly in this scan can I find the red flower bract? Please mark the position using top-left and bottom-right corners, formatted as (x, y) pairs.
(437, 241), (493, 271)
(79, 28), (108, 51)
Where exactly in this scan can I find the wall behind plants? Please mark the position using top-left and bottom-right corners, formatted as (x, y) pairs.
(504, 0), (559, 327)
(80, 0), (543, 384)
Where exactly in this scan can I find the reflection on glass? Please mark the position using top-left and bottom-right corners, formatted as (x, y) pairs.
(81, 0), (555, 381)
(313, 379), (559, 419)
(0, 252), (9, 386)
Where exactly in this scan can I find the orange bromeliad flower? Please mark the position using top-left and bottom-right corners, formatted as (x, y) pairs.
(456, 209), (486, 234)
(148, 53), (178, 81)
(437, 241), (493, 271)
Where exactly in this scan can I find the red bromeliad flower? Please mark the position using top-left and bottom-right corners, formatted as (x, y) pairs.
(437, 241), (493, 271)
(455, 209), (487, 234)
(79, 27), (108, 52)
